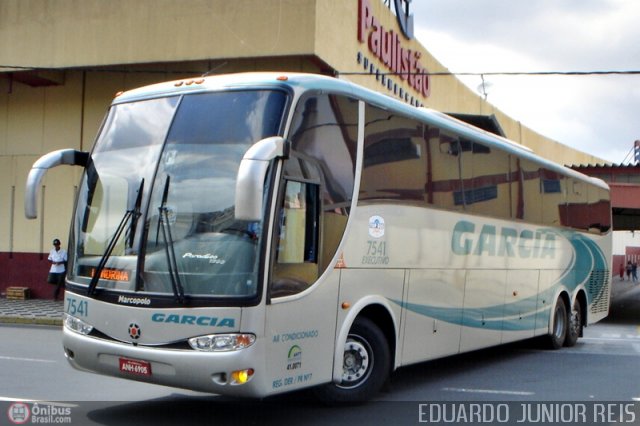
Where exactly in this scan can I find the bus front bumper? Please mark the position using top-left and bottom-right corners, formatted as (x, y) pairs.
(62, 326), (267, 397)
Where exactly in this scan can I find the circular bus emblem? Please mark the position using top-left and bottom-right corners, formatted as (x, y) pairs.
(128, 323), (141, 340)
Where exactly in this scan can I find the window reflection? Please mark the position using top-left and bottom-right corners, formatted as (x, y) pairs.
(271, 93), (358, 297)
(70, 97), (179, 289)
(356, 104), (610, 234)
(142, 90), (287, 297)
(361, 105), (426, 202)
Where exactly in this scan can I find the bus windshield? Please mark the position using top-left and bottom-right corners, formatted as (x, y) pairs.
(69, 89), (288, 301)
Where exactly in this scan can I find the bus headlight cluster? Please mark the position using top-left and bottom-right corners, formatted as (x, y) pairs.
(63, 313), (94, 335)
(188, 333), (255, 352)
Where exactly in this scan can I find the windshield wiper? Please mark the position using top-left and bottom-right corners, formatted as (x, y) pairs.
(128, 179), (144, 248)
(87, 180), (144, 296)
(157, 176), (186, 304)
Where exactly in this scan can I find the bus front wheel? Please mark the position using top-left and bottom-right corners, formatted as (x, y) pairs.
(314, 317), (390, 404)
(547, 297), (567, 349)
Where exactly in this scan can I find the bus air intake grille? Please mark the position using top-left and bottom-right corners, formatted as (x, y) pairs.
(86, 328), (192, 350)
(588, 270), (610, 315)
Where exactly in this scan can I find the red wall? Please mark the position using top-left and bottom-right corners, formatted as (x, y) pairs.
(0, 252), (54, 299)
(626, 246), (640, 262)
(613, 254), (625, 279)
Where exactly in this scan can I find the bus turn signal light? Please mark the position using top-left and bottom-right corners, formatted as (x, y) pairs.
(231, 368), (254, 385)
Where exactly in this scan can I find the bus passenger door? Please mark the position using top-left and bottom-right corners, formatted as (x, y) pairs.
(264, 180), (341, 394)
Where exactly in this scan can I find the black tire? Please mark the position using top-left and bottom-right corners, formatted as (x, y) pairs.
(564, 299), (582, 347)
(547, 297), (567, 349)
(314, 317), (391, 404)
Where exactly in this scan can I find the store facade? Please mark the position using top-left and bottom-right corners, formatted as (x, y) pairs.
(0, 0), (603, 297)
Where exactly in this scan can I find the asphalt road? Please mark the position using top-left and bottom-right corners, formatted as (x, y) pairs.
(1, 280), (639, 425)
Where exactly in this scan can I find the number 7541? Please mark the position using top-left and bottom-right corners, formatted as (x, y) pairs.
(66, 298), (88, 317)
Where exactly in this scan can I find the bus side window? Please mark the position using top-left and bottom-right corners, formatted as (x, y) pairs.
(540, 168), (566, 227)
(428, 132), (463, 211)
(271, 180), (320, 298)
(468, 142), (511, 219)
(360, 105), (426, 203)
(270, 93), (357, 298)
(518, 159), (543, 224)
(564, 178), (610, 232)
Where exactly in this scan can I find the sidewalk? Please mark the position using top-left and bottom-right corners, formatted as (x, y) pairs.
(0, 297), (63, 326)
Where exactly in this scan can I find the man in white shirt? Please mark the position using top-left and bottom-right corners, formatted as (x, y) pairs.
(48, 238), (67, 300)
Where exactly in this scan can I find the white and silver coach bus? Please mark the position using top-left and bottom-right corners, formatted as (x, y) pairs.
(25, 72), (611, 402)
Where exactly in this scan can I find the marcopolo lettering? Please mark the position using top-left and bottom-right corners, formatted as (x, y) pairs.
(151, 313), (235, 327)
(118, 295), (151, 305)
(451, 220), (556, 259)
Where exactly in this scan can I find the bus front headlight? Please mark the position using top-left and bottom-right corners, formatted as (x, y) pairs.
(188, 333), (256, 352)
(63, 313), (94, 335)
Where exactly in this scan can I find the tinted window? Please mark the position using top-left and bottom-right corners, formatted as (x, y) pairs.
(563, 179), (611, 233)
(540, 168), (567, 227)
(360, 105), (426, 202)
(515, 159), (543, 223)
(271, 93), (358, 297)
(426, 129), (463, 211)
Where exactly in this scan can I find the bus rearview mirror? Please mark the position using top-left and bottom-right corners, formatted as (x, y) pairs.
(235, 136), (289, 221)
(25, 149), (89, 219)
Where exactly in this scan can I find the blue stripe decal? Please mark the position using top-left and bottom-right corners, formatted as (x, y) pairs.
(556, 230), (608, 304)
(392, 229), (608, 331)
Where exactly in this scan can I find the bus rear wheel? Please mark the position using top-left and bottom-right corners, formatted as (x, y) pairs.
(314, 317), (390, 404)
(547, 297), (567, 349)
(564, 300), (582, 347)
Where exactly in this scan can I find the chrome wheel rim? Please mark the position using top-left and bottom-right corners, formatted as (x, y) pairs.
(338, 336), (372, 389)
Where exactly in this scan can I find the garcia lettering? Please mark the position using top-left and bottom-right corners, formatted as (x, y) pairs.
(151, 313), (235, 328)
(452, 220), (556, 259)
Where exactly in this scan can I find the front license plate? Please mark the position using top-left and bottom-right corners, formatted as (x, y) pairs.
(119, 357), (152, 376)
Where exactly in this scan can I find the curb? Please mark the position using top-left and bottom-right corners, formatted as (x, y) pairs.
(0, 316), (63, 326)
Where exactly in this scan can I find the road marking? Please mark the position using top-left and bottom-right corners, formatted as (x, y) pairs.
(0, 397), (77, 407)
(0, 397), (39, 402)
(0, 355), (56, 363)
(442, 387), (534, 396)
(582, 337), (640, 342)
